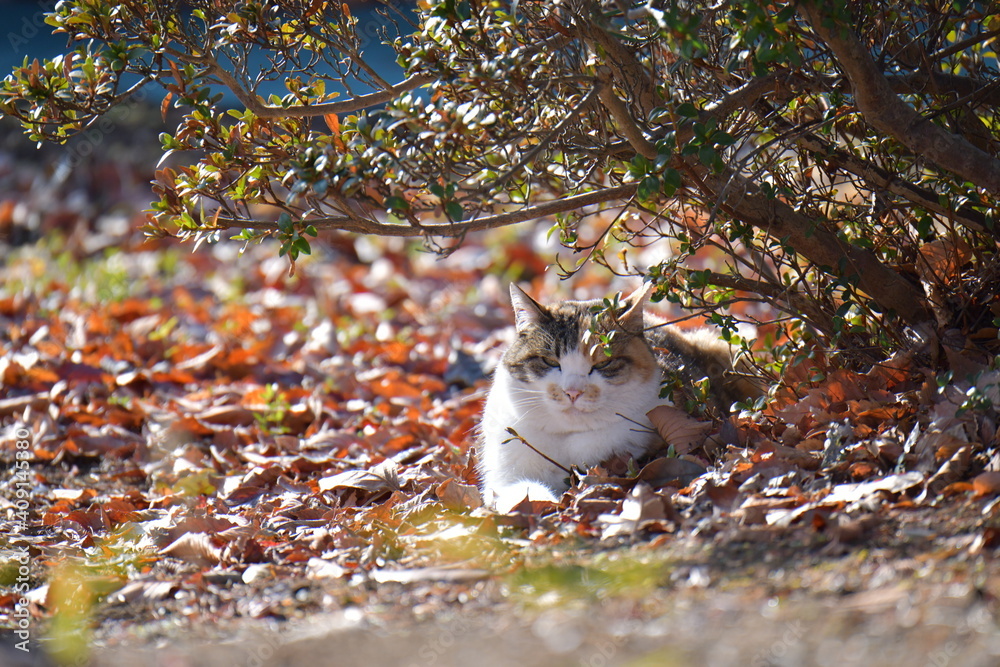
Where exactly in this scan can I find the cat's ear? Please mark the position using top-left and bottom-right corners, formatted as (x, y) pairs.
(509, 284), (546, 332)
(617, 282), (653, 329)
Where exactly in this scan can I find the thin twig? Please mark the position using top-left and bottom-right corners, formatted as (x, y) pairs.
(930, 27), (1000, 63)
(485, 84), (600, 194)
(616, 413), (657, 436)
(503, 428), (572, 475)
(204, 57), (432, 118)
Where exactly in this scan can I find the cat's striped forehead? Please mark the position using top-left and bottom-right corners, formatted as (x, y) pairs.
(502, 298), (647, 382)
(531, 301), (594, 354)
(502, 301), (589, 382)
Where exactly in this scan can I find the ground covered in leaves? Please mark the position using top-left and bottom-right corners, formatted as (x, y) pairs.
(2, 125), (1000, 667)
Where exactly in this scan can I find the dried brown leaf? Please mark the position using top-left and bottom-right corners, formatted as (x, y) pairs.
(318, 459), (400, 493)
(598, 483), (673, 538)
(635, 456), (706, 488)
(972, 471), (1000, 497)
(435, 478), (483, 510)
(368, 567), (490, 584)
(927, 446), (971, 494)
(306, 558), (348, 580)
(917, 238), (972, 285)
(823, 471), (924, 504)
(111, 579), (178, 604)
(197, 405), (257, 427)
(646, 405), (712, 454)
(159, 532), (223, 566)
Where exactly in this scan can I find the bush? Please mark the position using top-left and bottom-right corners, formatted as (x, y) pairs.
(3, 0), (999, 377)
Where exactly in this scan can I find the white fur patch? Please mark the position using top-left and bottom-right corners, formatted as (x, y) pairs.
(478, 355), (662, 508)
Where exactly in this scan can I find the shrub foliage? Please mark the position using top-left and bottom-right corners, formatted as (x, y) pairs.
(4, 0), (1000, 371)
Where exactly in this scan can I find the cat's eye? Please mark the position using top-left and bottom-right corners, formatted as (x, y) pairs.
(591, 358), (622, 373)
(527, 356), (559, 370)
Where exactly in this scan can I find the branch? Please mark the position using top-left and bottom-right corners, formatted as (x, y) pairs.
(487, 84), (601, 193)
(672, 72), (786, 147)
(887, 72), (1000, 109)
(504, 428), (572, 475)
(585, 65), (932, 323)
(704, 72), (786, 120)
(692, 269), (837, 336)
(696, 166), (932, 325)
(205, 62), (433, 118)
(596, 74), (657, 160)
(577, 1), (658, 118)
(756, 101), (993, 237)
(929, 27), (1000, 63)
(211, 184), (640, 237)
(799, 2), (1000, 194)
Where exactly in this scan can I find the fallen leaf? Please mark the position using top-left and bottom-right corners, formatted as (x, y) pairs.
(823, 471), (924, 504)
(598, 483), (673, 538)
(927, 446), (971, 494)
(111, 579), (178, 604)
(704, 479), (741, 510)
(159, 532), (223, 566)
(755, 441), (822, 470)
(435, 478), (483, 510)
(917, 238), (972, 285)
(635, 456), (706, 488)
(972, 471), (1000, 497)
(318, 459), (400, 493)
(646, 405), (712, 454)
(306, 558), (348, 580)
(196, 405), (257, 426)
(0, 393), (49, 416)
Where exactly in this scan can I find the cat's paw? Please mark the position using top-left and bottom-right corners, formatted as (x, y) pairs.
(488, 481), (560, 513)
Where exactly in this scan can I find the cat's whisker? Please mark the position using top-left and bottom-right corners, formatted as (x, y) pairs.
(507, 402), (548, 423)
(509, 398), (544, 408)
(508, 395), (547, 411)
(510, 389), (547, 398)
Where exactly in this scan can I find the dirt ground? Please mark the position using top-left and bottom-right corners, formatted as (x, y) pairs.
(72, 501), (1000, 667)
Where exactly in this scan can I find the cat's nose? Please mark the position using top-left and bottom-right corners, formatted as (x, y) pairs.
(565, 388), (583, 402)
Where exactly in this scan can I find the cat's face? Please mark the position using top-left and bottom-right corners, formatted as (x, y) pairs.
(501, 285), (659, 426)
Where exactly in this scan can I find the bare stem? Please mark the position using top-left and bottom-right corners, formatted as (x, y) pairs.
(504, 428), (572, 475)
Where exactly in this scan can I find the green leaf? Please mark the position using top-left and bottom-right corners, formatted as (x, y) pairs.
(385, 196), (409, 212)
(637, 175), (660, 200)
(159, 133), (179, 150)
(445, 201), (465, 221)
(628, 154), (652, 178)
(713, 131), (736, 147)
(661, 169), (682, 197)
(698, 144), (716, 167)
(675, 102), (699, 118)
(277, 212), (294, 233)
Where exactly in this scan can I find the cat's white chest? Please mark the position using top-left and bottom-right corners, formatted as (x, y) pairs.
(478, 362), (662, 508)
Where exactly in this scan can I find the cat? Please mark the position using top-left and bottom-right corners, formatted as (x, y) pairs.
(477, 283), (759, 512)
